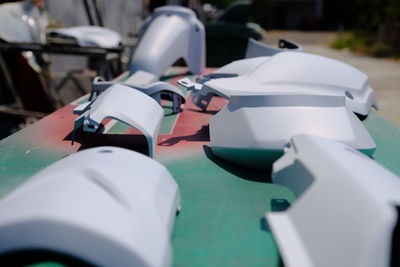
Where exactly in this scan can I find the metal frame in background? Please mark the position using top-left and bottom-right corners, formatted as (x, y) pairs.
(0, 42), (124, 119)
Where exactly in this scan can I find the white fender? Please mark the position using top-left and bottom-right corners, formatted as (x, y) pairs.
(184, 51), (377, 115)
(74, 83), (163, 157)
(0, 146), (180, 267)
(130, 6), (205, 77)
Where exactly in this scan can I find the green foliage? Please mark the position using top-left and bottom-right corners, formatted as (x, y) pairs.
(370, 43), (394, 58)
(331, 33), (358, 50)
(352, 0), (400, 31)
(331, 31), (400, 58)
(331, 32), (369, 51)
(331, 0), (400, 58)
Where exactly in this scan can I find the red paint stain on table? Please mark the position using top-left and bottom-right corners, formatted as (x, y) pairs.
(156, 95), (227, 157)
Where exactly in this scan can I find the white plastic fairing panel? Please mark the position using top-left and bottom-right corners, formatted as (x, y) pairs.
(187, 51), (377, 115)
(198, 36), (302, 84)
(0, 147), (180, 267)
(267, 134), (400, 267)
(130, 6), (205, 78)
(74, 83), (163, 157)
(205, 51), (377, 115)
(196, 57), (267, 84)
(209, 94), (376, 169)
(46, 26), (122, 48)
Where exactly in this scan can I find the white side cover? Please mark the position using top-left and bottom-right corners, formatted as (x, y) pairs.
(267, 134), (400, 267)
(130, 6), (205, 77)
(46, 26), (122, 48)
(74, 83), (163, 157)
(210, 94), (376, 169)
(0, 146), (180, 267)
(189, 51), (377, 115)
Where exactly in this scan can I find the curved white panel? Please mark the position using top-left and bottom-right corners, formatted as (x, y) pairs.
(267, 134), (400, 267)
(185, 51), (377, 115)
(0, 147), (180, 267)
(130, 6), (205, 78)
(210, 94), (376, 169)
(74, 83), (163, 157)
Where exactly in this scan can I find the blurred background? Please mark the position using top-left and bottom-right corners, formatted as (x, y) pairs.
(0, 0), (399, 139)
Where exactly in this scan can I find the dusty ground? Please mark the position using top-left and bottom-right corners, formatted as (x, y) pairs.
(263, 30), (400, 127)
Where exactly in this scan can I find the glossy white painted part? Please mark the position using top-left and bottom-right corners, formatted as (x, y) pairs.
(74, 83), (163, 157)
(0, 147), (180, 267)
(191, 51), (378, 115)
(245, 38), (302, 58)
(267, 134), (400, 267)
(210, 94), (376, 169)
(180, 57), (267, 109)
(130, 6), (205, 77)
(91, 72), (185, 113)
(196, 38), (300, 84)
(213, 57), (266, 76)
(196, 57), (268, 84)
(46, 26), (122, 48)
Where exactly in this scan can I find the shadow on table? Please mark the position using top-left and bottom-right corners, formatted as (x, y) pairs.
(0, 249), (94, 267)
(63, 126), (149, 156)
(203, 145), (272, 183)
(159, 125), (210, 146)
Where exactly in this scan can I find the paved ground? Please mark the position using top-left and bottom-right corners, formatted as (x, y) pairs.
(263, 31), (400, 127)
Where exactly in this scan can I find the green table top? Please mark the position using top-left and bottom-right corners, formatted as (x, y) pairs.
(0, 67), (399, 266)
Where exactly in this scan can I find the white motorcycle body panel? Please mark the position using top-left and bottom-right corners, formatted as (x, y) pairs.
(0, 147), (180, 267)
(197, 57), (268, 84)
(210, 94), (376, 169)
(74, 84), (163, 157)
(267, 134), (400, 267)
(195, 51), (377, 115)
(130, 6), (205, 78)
